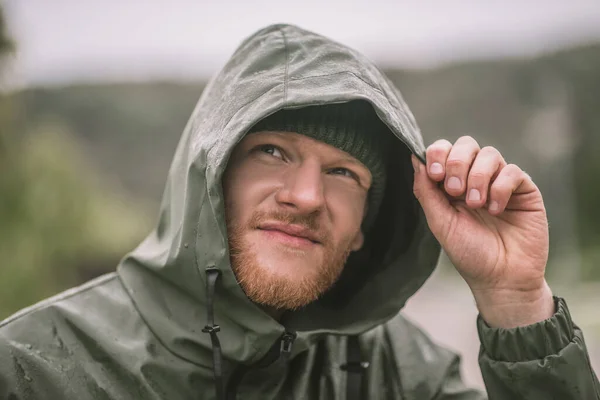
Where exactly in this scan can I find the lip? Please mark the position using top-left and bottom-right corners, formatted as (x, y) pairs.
(258, 222), (321, 245)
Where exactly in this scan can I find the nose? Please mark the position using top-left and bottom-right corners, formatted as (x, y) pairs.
(275, 160), (325, 214)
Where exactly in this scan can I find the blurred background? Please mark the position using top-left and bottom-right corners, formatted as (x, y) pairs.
(1, 0), (599, 389)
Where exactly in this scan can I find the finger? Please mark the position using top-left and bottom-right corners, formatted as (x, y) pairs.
(465, 146), (506, 208)
(412, 155), (454, 240)
(425, 139), (452, 182)
(488, 164), (533, 214)
(444, 136), (480, 197)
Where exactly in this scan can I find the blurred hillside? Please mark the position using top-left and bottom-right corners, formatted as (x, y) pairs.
(0, 6), (151, 319)
(11, 42), (600, 283)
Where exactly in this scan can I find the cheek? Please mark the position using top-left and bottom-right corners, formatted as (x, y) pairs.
(326, 188), (366, 237)
(223, 165), (252, 223)
(223, 164), (282, 221)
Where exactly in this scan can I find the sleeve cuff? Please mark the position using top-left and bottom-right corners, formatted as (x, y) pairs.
(477, 296), (574, 362)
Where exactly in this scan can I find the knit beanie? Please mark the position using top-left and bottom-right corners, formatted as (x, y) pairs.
(248, 101), (390, 232)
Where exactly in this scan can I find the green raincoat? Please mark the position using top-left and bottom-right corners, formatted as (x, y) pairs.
(1, 24), (598, 400)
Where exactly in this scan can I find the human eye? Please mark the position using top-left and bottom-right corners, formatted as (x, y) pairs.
(256, 144), (283, 159)
(329, 167), (358, 181)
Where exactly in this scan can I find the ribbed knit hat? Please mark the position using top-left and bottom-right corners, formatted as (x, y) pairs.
(248, 101), (390, 231)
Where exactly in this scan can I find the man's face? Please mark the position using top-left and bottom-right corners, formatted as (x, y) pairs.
(222, 131), (371, 311)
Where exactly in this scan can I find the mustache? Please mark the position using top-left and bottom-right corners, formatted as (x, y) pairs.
(248, 210), (330, 244)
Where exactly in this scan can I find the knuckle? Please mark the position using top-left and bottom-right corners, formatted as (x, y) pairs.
(428, 140), (452, 154)
(481, 146), (500, 156)
(457, 135), (479, 147)
(433, 139), (453, 148)
(412, 185), (422, 200)
(492, 180), (512, 195)
(468, 171), (487, 182)
(505, 163), (522, 175)
(427, 147), (449, 160)
(446, 158), (467, 170)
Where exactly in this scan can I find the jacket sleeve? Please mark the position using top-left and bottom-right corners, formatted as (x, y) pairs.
(477, 296), (600, 399)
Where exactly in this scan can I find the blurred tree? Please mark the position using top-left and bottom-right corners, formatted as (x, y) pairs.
(0, 6), (11, 53)
(0, 119), (150, 317)
(0, 6), (151, 319)
(553, 47), (600, 280)
(0, 3), (14, 149)
(0, 2), (19, 246)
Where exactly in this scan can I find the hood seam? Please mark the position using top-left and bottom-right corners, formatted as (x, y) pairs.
(204, 82), (286, 164)
(288, 71), (386, 99)
(276, 26), (290, 104)
(194, 186), (208, 276)
(116, 270), (214, 369)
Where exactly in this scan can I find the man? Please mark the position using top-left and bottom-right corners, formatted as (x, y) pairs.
(0, 24), (598, 400)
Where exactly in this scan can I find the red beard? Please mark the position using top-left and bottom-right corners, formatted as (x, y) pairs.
(226, 209), (354, 310)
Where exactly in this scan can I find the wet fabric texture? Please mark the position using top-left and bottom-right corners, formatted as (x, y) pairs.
(1, 24), (598, 399)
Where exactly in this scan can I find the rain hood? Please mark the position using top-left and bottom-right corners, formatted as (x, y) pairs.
(118, 23), (440, 367)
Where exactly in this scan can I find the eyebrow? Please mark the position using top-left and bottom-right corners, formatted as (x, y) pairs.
(341, 155), (362, 165)
(249, 131), (370, 172)
(336, 154), (368, 169)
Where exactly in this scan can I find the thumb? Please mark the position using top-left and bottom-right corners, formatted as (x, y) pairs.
(411, 154), (454, 239)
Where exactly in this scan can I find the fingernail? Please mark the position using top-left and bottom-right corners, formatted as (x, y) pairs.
(468, 189), (481, 202)
(447, 177), (461, 190)
(430, 162), (443, 174)
(489, 201), (499, 212)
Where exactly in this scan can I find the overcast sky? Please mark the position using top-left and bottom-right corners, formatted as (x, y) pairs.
(4, 0), (600, 87)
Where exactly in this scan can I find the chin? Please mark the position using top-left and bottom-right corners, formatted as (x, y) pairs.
(232, 251), (336, 310)
(228, 229), (347, 310)
(255, 252), (321, 279)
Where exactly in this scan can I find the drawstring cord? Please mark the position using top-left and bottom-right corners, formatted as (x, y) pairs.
(341, 335), (368, 400)
(202, 266), (364, 400)
(202, 266), (224, 400)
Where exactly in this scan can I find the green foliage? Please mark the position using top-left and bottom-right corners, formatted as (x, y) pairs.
(558, 51), (600, 248)
(0, 3), (14, 152)
(17, 83), (202, 200)
(0, 121), (151, 318)
(0, 5), (150, 319)
(0, 4), (13, 58)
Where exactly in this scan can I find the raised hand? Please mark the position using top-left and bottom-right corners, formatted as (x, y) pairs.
(411, 136), (555, 328)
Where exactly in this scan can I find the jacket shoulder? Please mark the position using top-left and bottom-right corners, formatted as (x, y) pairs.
(0, 273), (148, 399)
(0, 273), (119, 331)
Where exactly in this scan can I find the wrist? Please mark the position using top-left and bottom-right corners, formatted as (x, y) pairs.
(472, 282), (555, 328)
